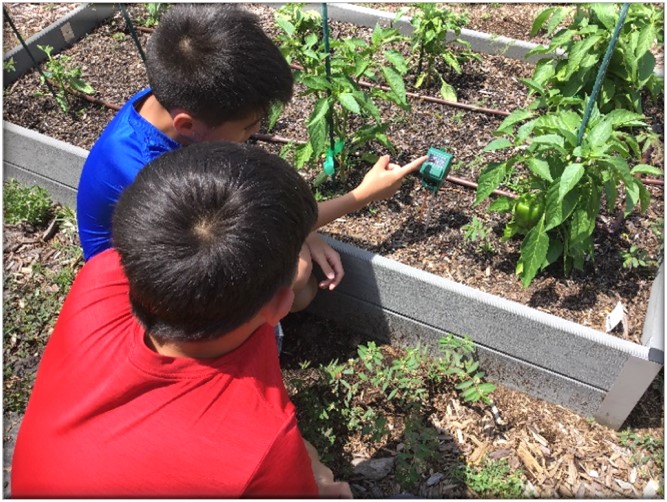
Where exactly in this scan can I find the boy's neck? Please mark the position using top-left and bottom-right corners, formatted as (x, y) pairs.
(136, 93), (182, 143)
(145, 317), (267, 359)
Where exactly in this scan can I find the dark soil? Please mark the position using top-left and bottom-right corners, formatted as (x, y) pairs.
(3, 3), (664, 499)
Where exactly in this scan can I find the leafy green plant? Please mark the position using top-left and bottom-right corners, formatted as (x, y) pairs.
(36, 44), (94, 113)
(618, 430), (664, 470)
(436, 334), (496, 405)
(461, 216), (495, 253)
(527, 3), (663, 113)
(453, 459), (525, 498)
(141, 3), (168, 28)
(4, 179), (54, 227)
(620, 243), (650, 269)
(477, 105), (663, 286)
(275, 4), (409, 176)
(4, 57), (16, 72)
(288, 334), (498, 484)
(394, 416), (440, 490)
(402, 3), (480, 101)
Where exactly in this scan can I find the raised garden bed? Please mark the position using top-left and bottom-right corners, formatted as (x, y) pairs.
(4, 3), (664, 430)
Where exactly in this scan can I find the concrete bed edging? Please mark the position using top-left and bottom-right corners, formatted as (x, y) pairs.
(3, 121), (664, 430)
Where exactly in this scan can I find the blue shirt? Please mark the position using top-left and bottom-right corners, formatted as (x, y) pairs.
(77, 88), (180, 261)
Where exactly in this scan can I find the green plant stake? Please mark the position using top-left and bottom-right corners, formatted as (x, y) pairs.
(419, 147), (453, 192)
(576, 2), (630, 146)
(322, 3), (336, 177)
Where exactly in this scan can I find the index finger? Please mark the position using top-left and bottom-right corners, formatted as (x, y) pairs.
(401, 155), (429, 173)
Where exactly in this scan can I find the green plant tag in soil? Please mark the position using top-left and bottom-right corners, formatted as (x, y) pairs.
(420, 147), (453, 192)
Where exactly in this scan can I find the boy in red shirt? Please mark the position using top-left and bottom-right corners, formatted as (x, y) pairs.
(12, 142), (351, 498)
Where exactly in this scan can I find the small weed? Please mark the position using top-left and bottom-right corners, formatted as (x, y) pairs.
(451, 111), (465, 124)
(140, 3), (168, 28)
(453, 459), (525, 498)
(3, 179), (53, 227)
(4, 57), (16, 72)
(618, 430), (664, 469)
(462, 216), (495, 253)
(620, 244), (650, 270)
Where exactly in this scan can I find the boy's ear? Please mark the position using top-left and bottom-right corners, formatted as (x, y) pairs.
(171, 110), (197, 141)
(260, 286), (294, 327)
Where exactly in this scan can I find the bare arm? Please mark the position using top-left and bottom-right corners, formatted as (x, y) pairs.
(303, 439), (353, 498)
(315, 154), (428, 229)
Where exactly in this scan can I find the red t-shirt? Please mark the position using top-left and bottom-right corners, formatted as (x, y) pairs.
(11, 249), (318, 498)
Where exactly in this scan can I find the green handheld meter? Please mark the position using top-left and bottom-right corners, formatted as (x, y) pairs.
(419, 147), (453, 192)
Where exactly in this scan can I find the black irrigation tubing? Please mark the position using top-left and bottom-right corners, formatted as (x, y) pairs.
(63, 87), (664, 190)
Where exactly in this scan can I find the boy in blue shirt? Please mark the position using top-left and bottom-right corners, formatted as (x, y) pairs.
(77, 4), (426, 314)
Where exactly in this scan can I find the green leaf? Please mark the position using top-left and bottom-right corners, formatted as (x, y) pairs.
(558, 163), (585, 201)
(637, 51), (656, 84)
(461, 386), (480, 401)
(476, 382), (496, 394)
(442, 51), (461, 74)
(488, 196), (513, 213)
(526, 158), (553, 182)
(544, 182), (579, 231)
(475, 162), (507, 205)
(531, 134), (565, 150)
(384, 49), (408, 74)
(496, 109), (534, 135)
(531, 7), (557, 36)
(294, 142), (314, 169)
(604, 109), (646, 128)
(545, 7), (570, 36)
(70, 78), (94, 95)
(455, 380), (474, 390)
(564, 35), (602, 79)
(275, 18), (295, 37)
(308, 98), (330, 128)
(518, 220), (549, 288)
(483, 138), (513, 152)
(631, 164), (663, 176)
(381, 66), (407, 107)
(636, 24), (656, 59)
(638, 182), (651, 212)
(439, 80), (457, 102)
(338, 92), (360, 114)
(586, 118), (613, 148)
(591, 3), (617, 30)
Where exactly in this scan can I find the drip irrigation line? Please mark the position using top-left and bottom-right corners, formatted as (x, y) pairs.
(358, 80), (510, 117)
(576, 3), (630, 146)
(289, 63), (510, 118)
(250, 132), (306, 145)
(64, 86), (666, 189)
(3, 6), (74, 116)
(118, 3), (147, 63)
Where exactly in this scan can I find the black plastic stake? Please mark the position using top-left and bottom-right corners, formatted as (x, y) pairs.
(118, 3), (147, 63)
(3, 6), (67, 110)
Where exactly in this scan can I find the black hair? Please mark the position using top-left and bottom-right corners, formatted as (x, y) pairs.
(112, 142), (317, 342)
(145, 4), (293, 126)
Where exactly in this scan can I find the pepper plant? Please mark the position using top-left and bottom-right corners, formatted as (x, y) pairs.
(400, 3), (480, 102)
(476, 105), (663, 287)
(35, 44), (94, 114)
(274, 4), (409, 176)
(526, 3), (663, 113)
